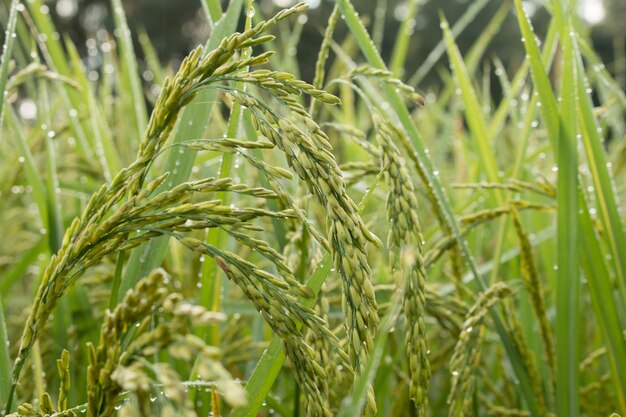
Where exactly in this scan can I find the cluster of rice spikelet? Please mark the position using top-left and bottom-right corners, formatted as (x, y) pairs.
(85, 269), (241, 417)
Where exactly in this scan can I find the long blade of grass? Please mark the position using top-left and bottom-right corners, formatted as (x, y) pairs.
(5, 108), (48, 222)
(0, 0), (20, 137)
(64, 37), (121, 181)
(552, 4), (580, 416)
(441, 15), (502, 202)
(577, 35), (626, 109)
(488, 21), (558, 139)
(138, 29), (165, 87)
(513, 1), (581, 414)
(110, 0), (148, 139)
(575, 46), (626, 306)
(389, 0), (418, 75)
(202, 0), (224, 24)
(39, 80), (63, 253)
(435, 2), (511, 108)
(512, 1), (561, 145)
(578, 201), (626, 413)
(23, 0), (94, 160)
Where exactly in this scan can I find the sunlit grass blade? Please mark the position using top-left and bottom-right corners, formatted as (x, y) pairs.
(202, 0), (223, 24)
(5, 108), (48, 222)
(138, 29), (165, 87)
(64, 37), (121, 181)
(435, 2), (511, 108)
(573, 21), (626, 413)
(37, 80), (63, 253)
(511, 1), (560, 145)
(577, 35), (626, 109)
(553, 4), (580, 416)
(488, 21), (557, 139)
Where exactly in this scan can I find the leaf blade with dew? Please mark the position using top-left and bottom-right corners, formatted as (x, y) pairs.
(38, 79), (63, 253)
(572, 13), (626, 412)
(512, 4), (587, 414)
(435, 2), (513, 108)
(574, 41), (626, 308)
(4, 108), (48, 228)
(64, 36), (122, 181)
(0, 0), (20, 136)
(577, 198), (626, 413)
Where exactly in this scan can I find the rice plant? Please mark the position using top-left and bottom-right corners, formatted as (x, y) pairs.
(0, 0), (624, 416)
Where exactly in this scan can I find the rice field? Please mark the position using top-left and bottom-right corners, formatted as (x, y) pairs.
(0, 0), (625, 416)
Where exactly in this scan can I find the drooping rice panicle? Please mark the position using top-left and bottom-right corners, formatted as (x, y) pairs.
(229, 77), (381, 414)
(377, 118), (430, 414)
